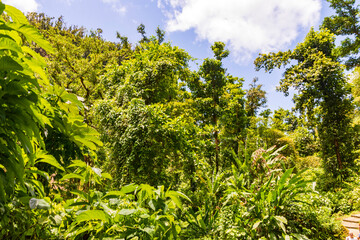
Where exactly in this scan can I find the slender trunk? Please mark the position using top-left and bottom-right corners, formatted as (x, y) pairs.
(214, 130), (219, 173)
(213, 113), (219, 173)
(334, 138), (342, 170)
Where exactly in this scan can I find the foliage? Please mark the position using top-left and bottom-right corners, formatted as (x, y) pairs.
(0, 3), (358, 239)
(94, 40), (196, 186)
(255, 28), (355, 179)
(187, 42), (247, 172)
(245, 77), (267, 117)
(0, 2), (55, 202)
(27, 12), (131, 109)
(322, 0), (360, 69)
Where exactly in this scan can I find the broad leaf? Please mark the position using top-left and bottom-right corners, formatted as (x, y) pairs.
(4, 5), (28, 24)
(35, 151), (65, 171)
(118, 208), (137, 216)
(7, 23), (54, 54)
(0, 56), (23, 71)
(75, 210), (108, 223)
(0, 34), (22, 53)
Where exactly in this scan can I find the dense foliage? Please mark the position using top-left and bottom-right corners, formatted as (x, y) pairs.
(2, 0), (360, 239)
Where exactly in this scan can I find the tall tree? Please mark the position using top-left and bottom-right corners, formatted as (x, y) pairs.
(255, 28), (355, 179)
(187, 42), (246, 172)
(245, 77), (267, 117)
(322, 0), (360, 69)
(94, 40), (195, 186)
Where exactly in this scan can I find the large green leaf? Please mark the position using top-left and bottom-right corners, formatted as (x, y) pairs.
(61, 173), (84, 181)
(4, 5), (28, 24)
(278, 168), (293, 186)
(120, 184), (138, 194)
(118, 208), (137, 216)
(22, 57), (49, 86)
(75, 210), (108, 223)
(7, 23), (54, 54)
(35, 151), (65, 171)
(0, 2), (5, 15)
(0, 56), (23, 71)
(0, 34), (22, 53)
(67, 160), (87, 169)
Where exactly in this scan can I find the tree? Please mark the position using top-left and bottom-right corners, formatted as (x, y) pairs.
(322, 0), (360, 69)
(27, 13), (131, 109)
(245, 77), (267, 117)
(0, 4), (102, 203)
(271, 108), (298, 133)
(255, 28), (355, 179)
(187, 42), (246, 172)
(94, 40), (195, 186)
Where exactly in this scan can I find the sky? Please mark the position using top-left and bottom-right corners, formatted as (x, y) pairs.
(3, 0), (336, 111)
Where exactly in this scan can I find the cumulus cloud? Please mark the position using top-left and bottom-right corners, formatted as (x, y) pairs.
(158, 0), (321, 61)
(102, 0), (127, 14)
(3, 0), (39, 12)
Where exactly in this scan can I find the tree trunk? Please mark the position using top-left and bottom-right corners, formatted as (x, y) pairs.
(334, 138), (342, 170)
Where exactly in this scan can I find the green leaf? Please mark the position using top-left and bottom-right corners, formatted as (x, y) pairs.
(274, 215), (288, 225)
(292, 233), (310, 240)
(35, 151), (65, 171)
(252, 220), (262, 230)
(4, 5), (28, 24)
(67, 160), (87, 169)
(120, 184), (137, 194)
(61, 173), (84, 181)
(118, 208), (137, 215)
(141, 227), (155, 236)
(166, 190), (191, 203)
(21, 46), (46, 66)
(101, 172), (112, 180)
(75, 210), (108, 223)
(7, 23), (54, 54)
(22, 57), (49, 86)
(279, 168), (293, 186)
(0, 56), (23, 71)
(29, 198), (50, 210)
(70, 190), (89, 200)
(68, 201), (89, 207)
(0, 34), (22, 53)
(167, 194), (182, 209)
(102, 191), (125, 199)
(0, 2), (5, 15)
(198, 217), (206, 229)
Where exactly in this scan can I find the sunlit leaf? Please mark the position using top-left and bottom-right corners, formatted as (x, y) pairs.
(75, 210), (108, 223)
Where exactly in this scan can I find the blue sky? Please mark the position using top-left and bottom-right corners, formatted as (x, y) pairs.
(5, 0), (337, 111)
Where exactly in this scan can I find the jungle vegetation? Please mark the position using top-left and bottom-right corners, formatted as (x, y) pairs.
(2, 1), (360, 239)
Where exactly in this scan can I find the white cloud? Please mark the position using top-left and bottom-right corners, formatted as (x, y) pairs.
(158, 0), (321, 61)
(3, 0), (39, 12)
(102, 0), (126, 14)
